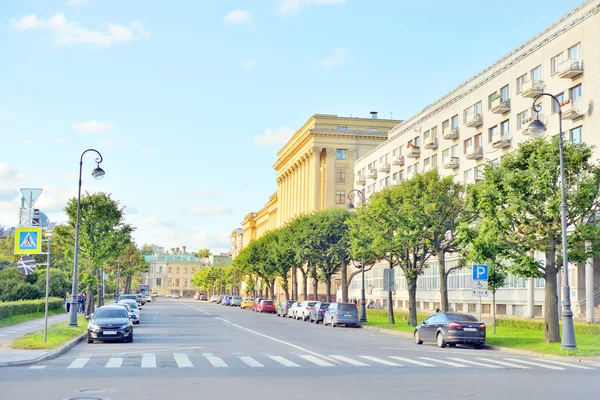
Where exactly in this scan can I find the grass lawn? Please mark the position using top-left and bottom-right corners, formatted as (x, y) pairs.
(364, 309), (600, 357)
(10, 316), (87, 350)
(0, 309), (64, 329)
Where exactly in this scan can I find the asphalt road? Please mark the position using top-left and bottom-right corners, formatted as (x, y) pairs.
(0, 299), (597, 400)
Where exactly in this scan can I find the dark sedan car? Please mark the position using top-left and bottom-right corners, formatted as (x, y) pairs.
(276, 300), (295, 317)
(309, 302), (330, 324)
(87, 306), (133, 343)
(414, 312), (486, 349)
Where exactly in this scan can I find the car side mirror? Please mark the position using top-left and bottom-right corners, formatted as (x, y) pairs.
(85, 314), (92, 320)
(422, 320), (426, 325)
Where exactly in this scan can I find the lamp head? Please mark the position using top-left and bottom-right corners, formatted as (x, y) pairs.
(527, 110), (547, 139)
(346, 203), (355, 212)
(91, 164), (105, 180)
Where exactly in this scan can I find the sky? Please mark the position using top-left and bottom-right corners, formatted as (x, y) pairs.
(0, 0), (586, 253)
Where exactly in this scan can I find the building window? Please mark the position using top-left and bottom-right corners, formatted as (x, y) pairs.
(551, 53), (563, 74)
(168, 266), (172, 274)
(474, 133), (482, 148)
(431, 154), (437, 167)
(475, 165), (483, 181)
(442, 120), (449, 133)
(385, 176), (390, 186)
(168, 278), (172, 287)
(379, 179), (384, 189)
(570, 126), (582, 144)
(183, 278), (188, 288)
(488, 125), (498, 143)
(488, 92), (498, 109)
(336, 149), (347, 160)
(413, 136), (421, 147)
(463, 107), (472, 124)
(516, 73), (529, 94)
(176, 267), (180, 274)
(464, 169), (473, 183)
(568, 43), (581, 60)
(569, 84), (582, 102)
(184, 267), (188, 274)
(451, 145), (458, 157)
(336, 191), (345, 204)
(175, 278), (180, 287)
(407, 166), (413, 176)
(431, 126), (437, 138)
(423, 129), (431, 141)
(442, 148), (450, 159)
(398, 170), (404, 181)
(517, 110), (530, 129)
(156, 278), (162, 286)
(414, 163), (420, 174)
(500, 85), (509, 101)
(500, 119), (510, 135)
(463, 138), (473, 154)
(451, 115), (459, 129)
(552, 93), (564, 114)
(392, 172), (398, 180)
(531, 65), (542, 83)
(335, 169), (346, 182)
(423, 157), (430, 169)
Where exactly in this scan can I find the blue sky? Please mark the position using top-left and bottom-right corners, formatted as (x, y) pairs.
(0, 0), (584, 252)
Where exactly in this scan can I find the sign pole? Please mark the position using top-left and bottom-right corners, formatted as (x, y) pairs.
(44, 236), (51, 344)
(479, 295), (482, 322)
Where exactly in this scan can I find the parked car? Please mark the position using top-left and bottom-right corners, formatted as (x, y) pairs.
(252, 298), (265, 311)
(241, 298), (254, 309)
(276, 300), (295, 317)
(200, 294), (207, 301)
(166, 294), (172, 298)
(323, 302), (359, 328)
(151, 292), (159, 298)
(210, 295), (219, 303)
(309, 302), (330, 324)
(144, 295), (152, 303)
(87, 306), (133, 343)
(287, 302), (300, 319)
(117, 294), (137, 303)
(224, 296), (233, 306)
(296, 301), (318, 321)
(217, 295), (227, 304)
(118, 299), (140, 324)
(193, 293), (201, 300)
(257, 299), (276, 313)
(414, 312), (486, 349)
(171, 293), (180, 299)
(136, 294), (146, 305)
(230, 296), (243, 306)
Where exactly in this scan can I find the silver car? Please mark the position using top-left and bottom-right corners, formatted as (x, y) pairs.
(230, 296), (243, 306)
(118, 299), (140, 324)
(287, 302), (300, 319)
(297, 301), (318, 321)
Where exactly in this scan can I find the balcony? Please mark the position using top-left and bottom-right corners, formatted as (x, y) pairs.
(492, 134), (512, 149)
(442, 127), (459, 140)
(561, 100), (585, 120)
(491, 98), (511, 114)
(424, 138), (438, 150)
(367, 169), (377, 179)
(521, 80), (544, 98)
(465, 146), (483, 160)
(443, 156), (459, 169)
(406, 146), (421, 158)
(475, 173), (484, 182)
(379, 163), (391, 173)
(465, 113), (483, 128)
(356, 175), (366, 185)
(392, 155), (405, 166)
(558, 59), (583, 79)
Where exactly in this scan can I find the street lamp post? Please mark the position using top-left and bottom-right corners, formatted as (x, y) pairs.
(527, 93), (576, 349)
(346, 189), (367, 323)
(69, 149), (105, 327)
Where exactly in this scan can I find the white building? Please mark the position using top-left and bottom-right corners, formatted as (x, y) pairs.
(350, 0), (600, 321)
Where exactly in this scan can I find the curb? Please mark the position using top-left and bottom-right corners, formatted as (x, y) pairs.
(0, 332), (87, 368)
(360, 324), (600, 367)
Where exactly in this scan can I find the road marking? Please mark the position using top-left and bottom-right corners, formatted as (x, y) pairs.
(474, 358), (530, 369)
(68, 356), (90, 369)
(446, 357), (501, 368)
(359, 356), (402, 366)
(269, 356), (300, 367)
(204, 354), (228, 368)
(299, 355), (335, 367)
(174, 353), (194, 368)
(419, 357), (469, 368)
(389, 356), (437, 367)
(502, 358), (565, 370)
(29, 365), (46, 369)
(532, 359), (595, 370)
(105, 357), (123, 368)
(329, 355), (370, 366)
(239, 356), (264, 368)
(141, 353), (157, 368)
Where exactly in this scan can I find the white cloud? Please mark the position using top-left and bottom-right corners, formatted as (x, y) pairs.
(241, 58), (258, 69)
(73, 120), (114, 134)
(135, 227), (230, 252)
(98, 138), (125, 148)
(138, 147), (156, 154)
(254, 127), (294, 146)
(18, 138), (34, 145)
(197, 188), (217, 197)
(278, 0), (346, 15)
(188, 204), (233, 216)
(55, 138), (69, 145)
(11, 13), (150, 47)
(143, 216), (176, 228)
(223, 10), (255, 26)
(66, 0), (88, 6)
(316, 48), (348, 68)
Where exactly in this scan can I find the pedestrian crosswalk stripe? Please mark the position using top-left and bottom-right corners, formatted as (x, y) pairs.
(299, 355), (335, 367)
(68, 357), (90, 369)
(502, 358), (565, 370)
(446, 357), (501, 368)
(29, 365), (46, 369)
(329, 355), (370, 366)
(174, 353), (194, 368)
(105, 357), (123, 368)
(389, 356), (437, 367)
(239, 356), (264, 368)
(419, 357), (469, 368)
(475, 358), (530, 369)
(532, 359), (595, 370)
(141, 353), (157, 368)
(269, 356), (300, 367)
(204, 354), (228, 368)
(359, 356), (402, 367)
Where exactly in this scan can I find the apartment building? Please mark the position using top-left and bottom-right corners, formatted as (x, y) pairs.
(350, 0), (600, 321)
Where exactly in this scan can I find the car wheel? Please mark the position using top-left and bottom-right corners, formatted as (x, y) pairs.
(414, 331), (423, 345)
(331, 318), (336, 328)
(128, 332), (134, 343)
(447, 343), (457, 347)
(87, 334), (93, 344)
(436, 332), (446, 348)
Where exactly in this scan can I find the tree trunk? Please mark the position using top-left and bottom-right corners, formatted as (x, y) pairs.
(341, 260), (348, 302)
(544, 235), (561, 343)
(269, 281), (276, 301)
(326, 277), (332, 301)
(125, 276), (132, 294)
(387, 288), (395, 324)
(85, 283), (94, 316)
(492, 291), (497, 335)
(291, 266), (297, 300)
(312, 277), (318, 302)
(407, 276), (418, 326)
(301, 265), (308, 301)
(437, 252), (449, 311)
(283, 285), (289, 300)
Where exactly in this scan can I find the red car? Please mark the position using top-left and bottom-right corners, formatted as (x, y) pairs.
(252, 298), (265, 312)
(257, 300), (276, 313)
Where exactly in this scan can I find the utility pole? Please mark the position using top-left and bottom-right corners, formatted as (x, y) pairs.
(116, 258), (121, 299)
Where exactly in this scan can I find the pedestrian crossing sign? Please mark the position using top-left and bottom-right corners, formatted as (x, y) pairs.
(14, 227), (42, 254)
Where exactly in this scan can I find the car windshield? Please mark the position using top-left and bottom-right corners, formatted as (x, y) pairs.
(120, 301), (137, 309)
(321, 303), (330, 309)
(94, 309), (128, 319)
(446, 313), (479, 322)
(262, 301), (273, 305)
(338, 303), (357, 312)
(234, 296), (242, 300)
(307, 302), (317, 307)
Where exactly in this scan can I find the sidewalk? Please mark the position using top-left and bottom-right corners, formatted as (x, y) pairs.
(0, 312), (83, 366)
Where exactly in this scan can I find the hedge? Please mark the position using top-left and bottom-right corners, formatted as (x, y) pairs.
(496, 317), (600, 336)
(0, 298), (64, 319)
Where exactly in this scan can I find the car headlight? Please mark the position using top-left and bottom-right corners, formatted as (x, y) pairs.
(120, 323), (131, 330)
(88, 323), (100, 331)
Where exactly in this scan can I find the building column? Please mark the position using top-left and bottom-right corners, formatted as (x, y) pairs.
(299, 160), (305, 215)
(284, 173), (289, 223)
(325, 147), (336, 208)
(527, 277), (534, 318)
(292, 164), (298, 217)
(585, 241), (594, 323)
(303, 156), (309, 211)
(311, 147), (321, 211)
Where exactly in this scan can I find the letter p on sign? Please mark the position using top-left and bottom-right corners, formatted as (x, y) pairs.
(472, 264), (489, 281)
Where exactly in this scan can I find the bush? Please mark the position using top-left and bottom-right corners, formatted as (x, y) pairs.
(0, 298), (64, 319)
(496, 317), (600, 335)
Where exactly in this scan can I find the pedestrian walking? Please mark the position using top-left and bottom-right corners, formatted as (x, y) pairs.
(77, 292), (85, 313)
(65, 292), (71, 313)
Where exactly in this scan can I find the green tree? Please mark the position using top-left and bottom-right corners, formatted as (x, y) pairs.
(197, 248), (211, 258)
(111, 243), (148, 294)
(470, 138), (600, 342)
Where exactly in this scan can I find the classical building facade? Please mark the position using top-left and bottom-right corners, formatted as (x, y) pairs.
(350, 0), (600, 321)
(230, 228), (243, 260)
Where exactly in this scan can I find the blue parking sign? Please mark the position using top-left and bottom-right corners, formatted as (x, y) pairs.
(472, 264), (489, 281)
